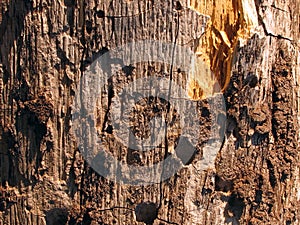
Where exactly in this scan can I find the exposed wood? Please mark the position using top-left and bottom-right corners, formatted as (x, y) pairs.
(0, 0), (299, 224)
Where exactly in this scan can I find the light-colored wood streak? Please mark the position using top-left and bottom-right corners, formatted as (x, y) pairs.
(187, 0), (258, 100)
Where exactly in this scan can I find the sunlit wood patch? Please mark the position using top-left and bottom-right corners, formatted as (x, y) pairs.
(187, 0), (259, 94)
(187, 54), (217, 101)
(187, 79), (204, 101)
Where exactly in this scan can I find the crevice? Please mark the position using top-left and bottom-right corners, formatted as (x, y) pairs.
(270, 4), (289, 13)
(254, 1), (293, 42)
(266, 159), (277, 188)
(259, 16), (292, 41)
(265, 32), (293, 42)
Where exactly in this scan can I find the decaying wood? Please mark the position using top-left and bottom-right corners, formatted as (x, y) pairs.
(0, 0), (299, 224)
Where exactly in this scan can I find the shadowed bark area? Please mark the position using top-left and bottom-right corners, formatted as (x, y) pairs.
(0, 0), (299, 224)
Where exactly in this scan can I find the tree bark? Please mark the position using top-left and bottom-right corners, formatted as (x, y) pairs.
(0, 0), (299, 225)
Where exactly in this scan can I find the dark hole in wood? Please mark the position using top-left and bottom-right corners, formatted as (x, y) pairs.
(225, 194), (245, 219)
(122, 64), (135, 76)
(215, 175), (234, 192)
(45, 208), (69, 225)
(174, 1), (183, 11)
(96, 10), (105, 18)
(135, 202), (158, 225)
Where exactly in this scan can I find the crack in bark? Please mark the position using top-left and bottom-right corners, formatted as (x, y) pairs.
(270, 4), (289, 13)
(264, 30), (293, 42)
(255, 4), (293, 42)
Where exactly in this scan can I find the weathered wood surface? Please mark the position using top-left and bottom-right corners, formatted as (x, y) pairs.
(0, 0), (299, 224)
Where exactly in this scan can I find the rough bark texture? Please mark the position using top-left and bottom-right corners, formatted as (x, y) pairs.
(0, 0), (299, 225)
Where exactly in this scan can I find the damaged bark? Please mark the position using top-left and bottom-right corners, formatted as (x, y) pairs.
(0, 0), (299, 224)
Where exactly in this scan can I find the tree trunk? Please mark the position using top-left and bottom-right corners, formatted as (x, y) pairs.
(0, 0), (299, 224)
